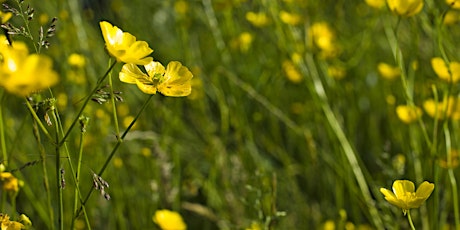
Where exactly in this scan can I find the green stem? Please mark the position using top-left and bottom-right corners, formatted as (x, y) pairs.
(108, 59), (121, 141)
(407, 210), (416, 230)
(443, 125), (460, 229)
(59, 60), (117, 147)
(25, 100), (54, 142)
(51, 111), (63, 230)
(0, 91), (7, 166)
(76, 94), (154, 217)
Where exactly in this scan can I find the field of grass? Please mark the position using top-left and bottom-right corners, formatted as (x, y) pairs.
(1, 0), (460, 229)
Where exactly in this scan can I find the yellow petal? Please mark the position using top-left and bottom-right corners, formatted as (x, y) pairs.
(135, 80), (157, 94)
(415, 181), (434, 199)
(380, 188), (404, 208)
(392, 180), (415, 198)
(145, 61), (166, 77)
(119, 63), (148, 84)
(158, 61), (193, 97)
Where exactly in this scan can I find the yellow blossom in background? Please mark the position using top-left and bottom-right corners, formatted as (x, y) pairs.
(308, 22), (340, 58)
(0, 42), (59, 96)
(245, 222), (262, 230)
(439, 149), (459, 169)
(380, 180), (434, 214)
(119, 61), (193, 97)
(327, 65), (346, 79)
(174, 0), (189, 15)
(188, 77), (204, 100)
(68, 53), (86, 68)
(279, 11), (302, 25)
(447, 0), (460, 9)
(431, 57), (460, 83)
(235, 32), (253, 53)
(0, 172), (19, 193)
(0, 11), (12, 24)
(153, 209), (187, 230)
(365, 0), (386, 9)
(0, 214), (24, 230)
(377, 62), (400, 80)
(396, 105), (422, 123)
(99, 21), (153, 65)
(387, 0), (424, 17)
(443, 11), (460, 25)
(246, 12), (270, 27)
(423, 96), (460, 120)
(322, 220), (335, 230)
(282, 60), (303, 83)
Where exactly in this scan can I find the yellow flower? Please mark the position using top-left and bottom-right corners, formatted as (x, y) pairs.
(377, 62), (400, 80)
(0, 214), (24, 230)
(396, 105), (422, 123)
(380, 180), (434, 213)
(119, 61), (193, 97)
(0, 172), (19, 193)
(439, 149), (459, 169)
(327, 65), (346, 80)
(0, 43), (59, 96)
(245, 12), (270, 27)
(282, 60), (303, 83)
(447, 0), (460, 9)
(153, 209), (187, 230)
(99, 21), (153, 65)
(245, 222), (262, 230)
(431, 57), (460, 83)
(279, 11), (302, 25)
(424, 97), (460, 120)
(67, 53), (86, 68)
(443, 11), (460, 25)
(387, 0), (424, 17)
(0, 11), (12, 24)
(308, 22), (340, 58)
(365, 0), (386, 9)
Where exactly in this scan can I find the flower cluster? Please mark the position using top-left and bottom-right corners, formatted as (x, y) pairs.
(99, 21), (193, 97)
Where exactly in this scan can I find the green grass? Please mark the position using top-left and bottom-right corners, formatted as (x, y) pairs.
(1, 0), (460, 229)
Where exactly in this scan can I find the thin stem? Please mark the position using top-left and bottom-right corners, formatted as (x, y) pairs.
(0, 91), (7, 166)
(76, 94), (154, 217)
(59, 60), (117, 147)
(51, 110), (63, 230)
(407, 210), (416, 230)
(444, 125), (460, 229)
(14, 0), (38, 52)
(25, 99), (53, 142)
(108, 59), (121, 141)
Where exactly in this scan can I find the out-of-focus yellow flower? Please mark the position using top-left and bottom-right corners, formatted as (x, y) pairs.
(308, 22), (340, 58)
(386, 95), (396, 105)
(174, 0), (189, 15)
(439, 149), (459, 169)
(0, 42), (59, 96)
(119, 61), (193, 97)
(328, 65), (346, 79)
(279, 11), (302, 25)
(245, 222), (262, 230)
(246, 12), (270, 27)
(0, 214), (25, 230)
(68, 53), (86, 68)
(377, 62), (400, 80)
(443, 11), (460, 25)
(99, 21), (153, 65)
(232, 32), (253, 53)
(380, 180), (434, 214)
(431, 57), (460, 83)
(0, 11), (12, 24)
(396, 105), (422, 123)
(365, 0), (386, 9)
(387, 0), (424, 17)
(282, 60), (303, 83)
(0, 172), (19, 193)
(322, 220), (335, 230)
(153, 209), (187, 230)
(424, 96), (460, 120)
(447, 0), (460, 9)
(18, 214), (31, 228)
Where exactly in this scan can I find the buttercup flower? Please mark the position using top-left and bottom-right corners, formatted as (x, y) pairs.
(153, 209), (187, 230)
(279, 11), (302, 25)
(378, 62), (400, 80)
(396, 105), (422, 123)
(119, 61), (193, 97)
(99, 21), (153, 65)
(365, 0), (386, 9)
(245, 12), (270, 27)
(0, 214), (24, 230)
(431, 57), (460, 83)
(0, 172), (19, 193)
(282, 60), (303, 83)
(308, 22), (340, 58)
(423, 96), (460, 120)
(0, 11), (12, 24)
(387, 0), (424, 17)
(447, 0), (460, 9)
(0, 42), (58, 96)
(380, 180), (434, 214)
